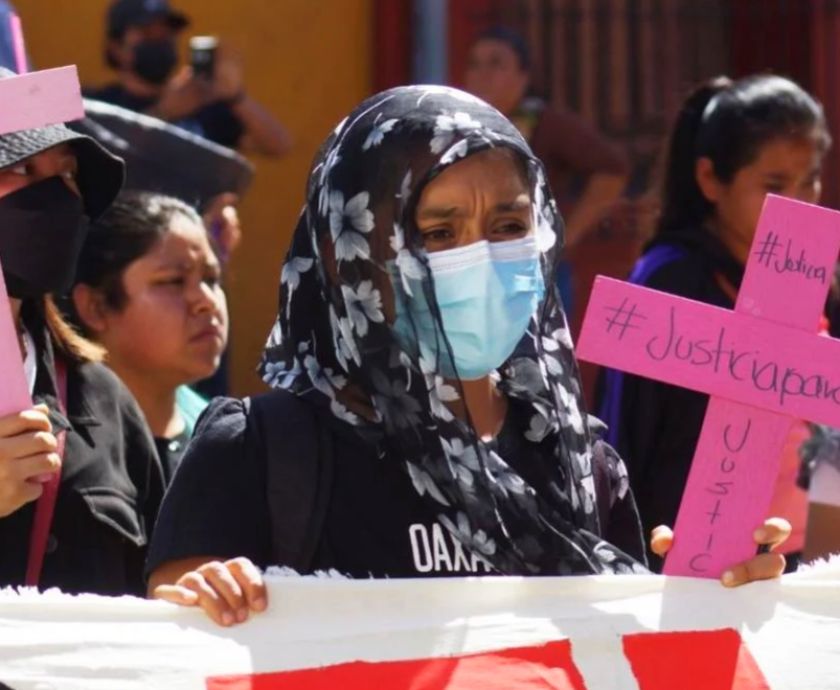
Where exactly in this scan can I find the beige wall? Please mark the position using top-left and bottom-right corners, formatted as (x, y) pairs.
(19, 0), (373, 395)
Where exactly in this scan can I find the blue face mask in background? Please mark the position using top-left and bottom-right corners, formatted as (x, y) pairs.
(392, 236), (545, 380)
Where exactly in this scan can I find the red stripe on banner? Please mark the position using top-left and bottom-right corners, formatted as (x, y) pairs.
(623, 629), (772, 690)
(206, 641), (589, 689)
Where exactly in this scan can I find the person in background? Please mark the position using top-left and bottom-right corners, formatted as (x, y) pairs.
(86, 0), (292, 157)
(798, 426), (840, 562)
(595, 75), (832, 571)
(146, 86), (789, 627)
(464, 26), (629, 315)
(72, 192), (228, 482)
(0, 68), (163, 596)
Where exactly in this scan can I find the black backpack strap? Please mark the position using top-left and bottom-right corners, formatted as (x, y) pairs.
(245, 390), (334, 574)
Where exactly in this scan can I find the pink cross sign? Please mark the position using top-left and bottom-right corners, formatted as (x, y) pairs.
(577, 195), (840, 578)
(0, 16), (85, 417)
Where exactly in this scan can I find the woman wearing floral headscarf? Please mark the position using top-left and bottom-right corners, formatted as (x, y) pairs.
(147, 86), (789, 626)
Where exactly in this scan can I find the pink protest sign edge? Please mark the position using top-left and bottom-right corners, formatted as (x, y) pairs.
(9, 13), (28, 73)
(577, 195), (840, 578)
(0, 66), (84, 136)
(0, 270), (31, 417)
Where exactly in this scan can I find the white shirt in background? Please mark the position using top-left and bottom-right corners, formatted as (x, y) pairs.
(22, 328), (36, 395)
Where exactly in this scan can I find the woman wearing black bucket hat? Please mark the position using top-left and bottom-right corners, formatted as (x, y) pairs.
(0, 67), (165, 596)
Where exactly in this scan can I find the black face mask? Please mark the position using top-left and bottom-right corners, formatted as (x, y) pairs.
(133, 39), (178, 86)
(0, 177), (90, 300)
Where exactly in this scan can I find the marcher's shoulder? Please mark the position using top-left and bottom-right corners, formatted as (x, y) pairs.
(74, 361), (150, 428)
(158, 397), (252, 491)
(146, 396), (268, 575)
(189, 396), (250, 448)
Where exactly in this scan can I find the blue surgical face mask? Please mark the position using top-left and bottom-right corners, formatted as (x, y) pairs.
(392, 236), (545, 380)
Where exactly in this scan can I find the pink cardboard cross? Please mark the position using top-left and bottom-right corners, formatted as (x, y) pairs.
(577, 195), (840, 578)
(0, 17), (85, 417)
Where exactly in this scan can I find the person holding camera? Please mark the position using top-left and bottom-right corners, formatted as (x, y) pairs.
(87, 0), (291, 157)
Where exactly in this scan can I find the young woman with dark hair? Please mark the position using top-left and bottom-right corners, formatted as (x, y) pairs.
(596, 74), (833, 571)
(72, 191), (228, 481)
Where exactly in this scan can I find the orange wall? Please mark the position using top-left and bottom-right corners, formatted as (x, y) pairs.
(18, 0), (373, 395)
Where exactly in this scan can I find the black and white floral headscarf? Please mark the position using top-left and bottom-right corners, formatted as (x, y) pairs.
(260, 85), (644, 576)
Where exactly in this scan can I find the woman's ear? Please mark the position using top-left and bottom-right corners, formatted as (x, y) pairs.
(71, 284), (109, 336)
(695, 157), (723, 204)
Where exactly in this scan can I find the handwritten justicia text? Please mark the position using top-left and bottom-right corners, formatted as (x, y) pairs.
(645, 307), (840, 407)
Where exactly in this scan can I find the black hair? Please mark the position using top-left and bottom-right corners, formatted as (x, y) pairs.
(655, 74), (832, 237)
(472, 26), (531, 72)
(74, 191), (205, 311)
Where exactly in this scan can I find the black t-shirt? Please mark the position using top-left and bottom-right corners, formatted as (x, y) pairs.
(154, 427), (191, 486)
(85, 83), (245, 150)
(147, 396), (646, 579)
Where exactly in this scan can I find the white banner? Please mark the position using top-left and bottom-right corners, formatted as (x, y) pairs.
(1, 562), (838, 689)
